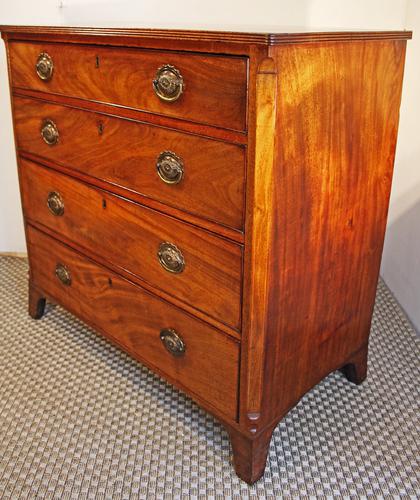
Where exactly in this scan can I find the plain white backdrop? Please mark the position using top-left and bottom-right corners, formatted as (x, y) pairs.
(0, 0), (419, 331)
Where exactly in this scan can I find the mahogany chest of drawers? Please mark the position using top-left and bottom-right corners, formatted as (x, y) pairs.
(1, 26), (411, 483)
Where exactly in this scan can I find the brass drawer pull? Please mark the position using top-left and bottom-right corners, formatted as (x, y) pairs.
(47, 191), (64, 216)
(157, 242), (185, 274)
(153, 64), (184, 102)
(160, 328), (186, 356)
(41, 119), (59, 146)
(55, 263), (71, 286)
(156, 151), (184, 184)
(36, 52), (54, 81)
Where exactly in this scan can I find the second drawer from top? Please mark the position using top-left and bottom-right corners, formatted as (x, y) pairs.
(14, 96), (245, 230)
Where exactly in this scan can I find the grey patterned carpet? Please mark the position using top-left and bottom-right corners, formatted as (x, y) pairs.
(0, 256), (419, 499)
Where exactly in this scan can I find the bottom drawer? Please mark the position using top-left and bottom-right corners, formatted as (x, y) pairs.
(27, 225), (240, 420)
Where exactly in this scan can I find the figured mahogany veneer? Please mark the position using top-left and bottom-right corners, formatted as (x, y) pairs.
(27, 225), (240, 420)
(1, 25), (411, 484)
(19, 159), (242, 330)
(13, 96), (245, 230)
(9, 41), (248, 131)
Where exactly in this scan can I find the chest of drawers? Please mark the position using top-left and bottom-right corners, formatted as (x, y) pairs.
(1, 26), (411, 483)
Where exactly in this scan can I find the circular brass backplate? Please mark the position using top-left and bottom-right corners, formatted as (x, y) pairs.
(156, 151), (184, 185)
(41, 119), (59, 146)
(160, 328), (186, 356)
(157, 242), (185, 274)
(153, 64), (184, 102)
(36, 52), (54, 81)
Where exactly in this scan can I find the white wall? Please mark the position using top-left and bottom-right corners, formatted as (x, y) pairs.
(57, 0), (408, 31)
(0, 1), (418, 331)
(381, 0), (420, 332)
(0, 0), (62, 253)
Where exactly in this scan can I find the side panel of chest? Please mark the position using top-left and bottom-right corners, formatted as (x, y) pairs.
(262, 40), (407, 424)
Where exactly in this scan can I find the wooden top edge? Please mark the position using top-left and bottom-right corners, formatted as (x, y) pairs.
(269, 30), (412, 43)
(0, 26), (412, 45)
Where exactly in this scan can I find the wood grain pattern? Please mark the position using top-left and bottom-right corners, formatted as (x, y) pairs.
(9, 41), (248, 131)
(228, 423), (276, 484)
(18, 150), (245, 245)
(27, 225), (240, 420)
(26, 214), (242, 340)
(0, 25), (412, 46)
(13, 88), (248, 145)
(14, 96), (246, 230)
(261, 39), (407, 426)
(240, 57), (277, 435)
(20, 158), (243, 330)
(1, 26), (410, 484)
(227, 39), (409, 483)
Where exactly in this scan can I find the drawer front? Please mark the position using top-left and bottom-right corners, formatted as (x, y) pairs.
(20, 159), (242, 329)
(9, 41), (248, 131)
(27, 225), (239, 420)
(14, 96), (245, 230)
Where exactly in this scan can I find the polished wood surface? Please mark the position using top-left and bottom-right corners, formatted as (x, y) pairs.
(228, 423), (276, 484)
(27, 225), (240, 420)
(260, 39), (407, 426)
(1, 25), (410, 484)
(9, 41), (248, 131)
(18, 150), (245, 245)
(14, 96), (245, 230)
(241, 56), (277, 435)
(12, 88), (248, 146)
(20, 159), (243, 330)
(1, 25), (412, 46)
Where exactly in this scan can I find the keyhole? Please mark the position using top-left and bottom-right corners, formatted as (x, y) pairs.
(98, 122), (104, 135)
(95, 55), (100, 68)
(102, 199), (107, 209)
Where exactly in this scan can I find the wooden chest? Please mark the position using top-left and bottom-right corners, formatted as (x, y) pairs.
(1, 25), (411, 483)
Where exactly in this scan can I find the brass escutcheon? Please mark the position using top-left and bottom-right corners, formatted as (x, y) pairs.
(153, 64), (184, 102)
(160, 328), (186, 356)
(35, 52), (54, 81)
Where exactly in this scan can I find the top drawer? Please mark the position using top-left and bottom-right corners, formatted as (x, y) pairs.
(8, 41), (248, 131)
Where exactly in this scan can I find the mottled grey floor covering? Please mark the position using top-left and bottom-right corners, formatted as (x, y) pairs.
(0, 256), (419, 499)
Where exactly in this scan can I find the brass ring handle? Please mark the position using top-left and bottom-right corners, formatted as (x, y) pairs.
(157, 242), (185, 274)
(153, 64), (184, 102)
(55, 263), (71, 286)
(36, 52), (54, 81)
(47, 191), (64, 216)
(41, 119), (59, 146)
(156, 151), (184, 185)
(160, 328), (186, 357)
